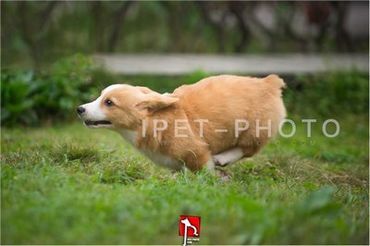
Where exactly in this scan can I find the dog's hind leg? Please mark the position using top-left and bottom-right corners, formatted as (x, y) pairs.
(213, 147), (244, 167)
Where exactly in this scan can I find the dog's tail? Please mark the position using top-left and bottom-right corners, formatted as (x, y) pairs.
(264, 74), (286, 91)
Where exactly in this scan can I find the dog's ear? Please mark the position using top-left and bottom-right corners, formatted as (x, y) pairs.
(136, 86), (154, 94)
(135, 93), (178, 113)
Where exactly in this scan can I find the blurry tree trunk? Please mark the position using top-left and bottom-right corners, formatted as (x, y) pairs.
(18, 2), (58, 68)
(18, 2), (39, 66)
(197, 2), (227, 52)
(332, 2), (353, 52)
(303, 2), (331, 52)
(91, 1), (104, 51)
(161, 2), (187, 52)
(40, 1), (58, 30)
(248, 10), (276, 52)
(107, 1), (133, 52)
(279, 2), (308, 52)
(228, 2), (250, 52)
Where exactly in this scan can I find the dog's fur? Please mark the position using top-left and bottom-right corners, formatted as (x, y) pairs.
(78, 75), (286, 171)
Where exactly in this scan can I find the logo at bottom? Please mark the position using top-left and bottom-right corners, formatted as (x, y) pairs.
(178, 215), (201, 246)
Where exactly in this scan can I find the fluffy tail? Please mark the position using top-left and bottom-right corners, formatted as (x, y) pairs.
(264, 74), (286, 90)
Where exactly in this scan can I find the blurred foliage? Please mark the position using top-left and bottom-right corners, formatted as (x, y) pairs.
(1, 71), (36, 125)
(2, 1), (368, 68)
(284, 71), (369, 117)
(1, 55), (97, 125)
(1, 54), (368, 126)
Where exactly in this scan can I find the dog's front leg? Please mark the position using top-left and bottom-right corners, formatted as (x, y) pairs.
(213, 147), (244, 167)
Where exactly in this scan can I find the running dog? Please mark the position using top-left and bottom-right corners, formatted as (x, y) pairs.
(77, 75), (286, 171)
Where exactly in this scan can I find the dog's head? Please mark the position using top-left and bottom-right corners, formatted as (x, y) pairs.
(77, 84), (178, 129)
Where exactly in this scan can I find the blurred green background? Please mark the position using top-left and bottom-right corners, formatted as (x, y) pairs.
(2, 1), (369, 68)
(1, 1), (369, 245)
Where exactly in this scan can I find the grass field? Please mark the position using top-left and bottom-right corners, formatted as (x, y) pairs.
(2, 114), (368, 244)
(1, 71), (369, 244)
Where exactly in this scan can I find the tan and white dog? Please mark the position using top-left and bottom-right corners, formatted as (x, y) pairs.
(77, 75), (286, 172)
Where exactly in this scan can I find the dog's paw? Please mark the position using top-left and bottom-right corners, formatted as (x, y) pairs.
(213, 155), (228, 166)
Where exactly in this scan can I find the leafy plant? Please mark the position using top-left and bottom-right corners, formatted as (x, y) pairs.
(1, 54), (97, 126)
(284, 71), (369, 117)
(32, 54), (96, 120)
(1, 71), (38, 125)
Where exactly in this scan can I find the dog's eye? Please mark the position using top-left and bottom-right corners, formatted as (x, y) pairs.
(104, 99), (113, 107)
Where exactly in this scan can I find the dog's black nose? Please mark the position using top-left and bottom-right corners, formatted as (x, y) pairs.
(76, 106), (85, 115)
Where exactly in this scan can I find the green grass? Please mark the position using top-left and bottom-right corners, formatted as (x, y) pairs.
(1, 113), (368, 244)
(1, 70), (369, 244)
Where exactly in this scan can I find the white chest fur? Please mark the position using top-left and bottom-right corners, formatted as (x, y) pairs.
(117, 129), (183, 171)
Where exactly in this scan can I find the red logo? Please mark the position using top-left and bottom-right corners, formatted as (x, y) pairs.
(179, 215), (201, 237)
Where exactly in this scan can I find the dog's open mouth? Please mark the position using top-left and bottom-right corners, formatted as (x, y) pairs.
(84, 120), (112, 126)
